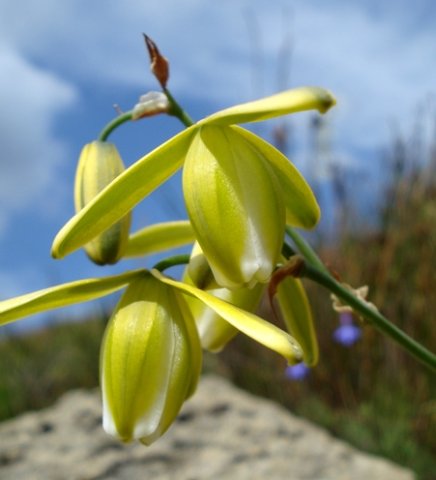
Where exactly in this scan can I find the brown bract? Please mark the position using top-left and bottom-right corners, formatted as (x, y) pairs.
(143, 34), (169, 88)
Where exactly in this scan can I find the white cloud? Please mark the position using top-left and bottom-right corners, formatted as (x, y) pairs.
(0, 45), (78, 235)
(0, 0), (434, 325)
(0, 0), (433, 237)
(1, 0), (434, 126)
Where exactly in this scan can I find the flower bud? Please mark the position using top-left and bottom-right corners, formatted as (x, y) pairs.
(101, 273), (202, 445)
(74, 141), (131, 265)
(183, 126), (285, 289)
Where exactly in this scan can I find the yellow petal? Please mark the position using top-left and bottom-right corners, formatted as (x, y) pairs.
(276, 276), (319, 366)
(234, 126), (320, 229)
(152, 269), (302, 364)
(124, 220), (195, 258)
(183, 126), (285, 288)
(191, 282), (265, 353)
(200, 87), (336, 126)
(0, 269), (145, 327)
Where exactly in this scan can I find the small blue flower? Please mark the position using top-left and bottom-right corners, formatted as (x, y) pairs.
(285, 363), (310, 381)
(333, 312), (361, 347)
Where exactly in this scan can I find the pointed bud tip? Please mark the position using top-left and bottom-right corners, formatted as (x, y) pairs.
(143, 33), (169, 88)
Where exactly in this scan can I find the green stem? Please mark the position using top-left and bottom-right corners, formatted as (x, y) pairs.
(153, 254), (190, 272)
(98, 111), (134, 142)
(281, 241), (296, 259)
(301, 261), (436, 372)
(163, 88), (194, 127)
(285, 225), (326, 272)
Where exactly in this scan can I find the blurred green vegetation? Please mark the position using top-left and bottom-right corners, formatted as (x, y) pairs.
(220, 121), (436, 479)
(0, 121), (435, 479)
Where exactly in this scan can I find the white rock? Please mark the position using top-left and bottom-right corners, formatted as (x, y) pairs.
(0, 375), (414, 480)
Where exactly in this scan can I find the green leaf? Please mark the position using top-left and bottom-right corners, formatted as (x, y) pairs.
(0, 269), (146, 326)
(234, 126), (320, 229)
(200, 87), (336, 126)
(52, 126), (197, 259)
(276, 276), (319, 366)
(152, 269), (303, 364)
(124, 221), (195, 258)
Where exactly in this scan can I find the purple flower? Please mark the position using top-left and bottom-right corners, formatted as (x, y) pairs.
(333, 312), (361, 347)
(285, 363), (310, 381)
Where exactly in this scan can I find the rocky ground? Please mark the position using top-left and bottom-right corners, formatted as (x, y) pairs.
(0, 375), (414, 480)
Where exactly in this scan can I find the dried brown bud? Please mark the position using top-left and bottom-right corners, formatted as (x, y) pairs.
(143, 34), (169, 88)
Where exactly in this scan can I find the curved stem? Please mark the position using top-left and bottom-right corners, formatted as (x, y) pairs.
(153, 254), (190, 272)
(300, 261), (436, 372)
(98, 111), (134, 142)
(163, 88), (194, 127)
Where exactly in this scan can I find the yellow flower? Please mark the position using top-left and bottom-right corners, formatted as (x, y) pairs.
(52, 87), (335, 287)
(100, 272), (201, 444)
(74, 141), (131, 265)
(183, 125), (286, 288)
(0, 267), (305, 444)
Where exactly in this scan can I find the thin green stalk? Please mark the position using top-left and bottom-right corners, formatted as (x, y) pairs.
(163, 88), (194, 127)
(281, 241), (296, 259)
(285, 225), (327, 272)
(98, 111), (134, 142)
(153, 254), (190, 272)
(300, 261), (436, 372)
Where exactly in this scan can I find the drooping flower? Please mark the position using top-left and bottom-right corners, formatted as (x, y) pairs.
(74, 141), (131, 265)
(100, 272), (202, 444)
(0, 267), (304, 443)
(51, 87), (336, 288)
(183, 125), (286, 288)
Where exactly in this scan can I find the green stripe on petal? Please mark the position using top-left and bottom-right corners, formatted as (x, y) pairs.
(124, 221), (195, 258)
(52, 126), (197, 259)
(151, 269), (303, 364)
(233, 126), (320, 229)
(101, 273), (201, 444)
(0, 269), (145, 326)
(200, 87), (336, 126)
(183, 126), (285, 288)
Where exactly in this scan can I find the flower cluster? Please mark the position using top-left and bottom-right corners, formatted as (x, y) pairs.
(0, 43), (337, 445)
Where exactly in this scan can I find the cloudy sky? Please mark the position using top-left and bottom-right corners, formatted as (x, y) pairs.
(0, 0), (435, 330)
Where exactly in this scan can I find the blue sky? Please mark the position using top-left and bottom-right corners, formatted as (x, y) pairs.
(1, 0), (435, 330)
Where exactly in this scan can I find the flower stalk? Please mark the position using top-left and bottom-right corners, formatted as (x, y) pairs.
(98, 111), (134, 142)
(298, 259), (436, 371)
